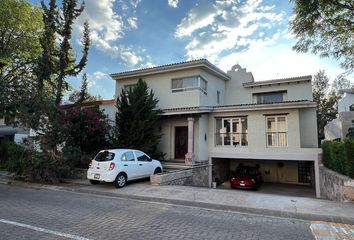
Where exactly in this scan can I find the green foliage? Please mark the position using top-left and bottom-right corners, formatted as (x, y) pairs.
(346, 120), (354, 140)
(112, 79), (164, 159)
(0, 0), (43, 123)
(68, 73), (102, 103)
(290, 0), (354, 75)
(60, 106), (111, 156)
(0, 140), (69, 183)
(322, 140), (354, 178)
(312, 70), (339, 145)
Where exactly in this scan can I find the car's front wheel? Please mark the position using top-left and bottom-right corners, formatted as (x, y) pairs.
(114, 173), (127, 188)
(154, 167), (162, 174)
(89, 180), (100, 185)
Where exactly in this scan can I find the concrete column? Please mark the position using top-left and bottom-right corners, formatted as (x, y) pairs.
(185, 117), (195, 165)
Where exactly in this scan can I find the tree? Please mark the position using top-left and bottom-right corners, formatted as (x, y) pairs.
(290, 0), (354, 75)
(32, 0), (90, 151)
(68, 73), (102, 103)
(0, 0), (43, 123)
(332, 76), (352, 96)
(347, 120), (354, 140)
(112, 79), (164, 159)
(312, 70), (339, 145)
(59, 106), (110, 156)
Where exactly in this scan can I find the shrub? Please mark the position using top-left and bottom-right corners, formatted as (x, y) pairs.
(322, 140), (354, 178)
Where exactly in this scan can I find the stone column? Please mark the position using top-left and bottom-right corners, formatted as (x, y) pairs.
(185, 117), (195, 165)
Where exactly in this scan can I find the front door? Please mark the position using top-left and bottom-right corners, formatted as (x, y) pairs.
(175, 126), (188, 159)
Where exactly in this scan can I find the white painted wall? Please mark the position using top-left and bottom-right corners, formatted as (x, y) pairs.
(338, 92), (354, 112)
(100, 104), (116, 123)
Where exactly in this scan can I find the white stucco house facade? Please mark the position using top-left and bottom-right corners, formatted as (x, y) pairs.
(111, 59), (322, 197)
(325, 89), (354, 140)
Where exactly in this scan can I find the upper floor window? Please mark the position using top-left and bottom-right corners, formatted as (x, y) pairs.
(266, 115), (287, 147)
(215, 117), (248, 147)
(350, 104), (354, 111)
(254, 91), (285, 104)
(172, 76), (207, 94)
(124, 84), (137, 92)
(217, 91), (220, 105)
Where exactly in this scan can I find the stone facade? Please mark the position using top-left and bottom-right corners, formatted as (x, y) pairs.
(150, 164), (211, 187)
(319, 165), (354, 202)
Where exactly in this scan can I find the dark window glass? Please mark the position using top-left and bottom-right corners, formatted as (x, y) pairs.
(256, 92), (284, 103)
(121, 151), (135, 161)
(95, 151), (115, 162)
(135, 151), (150, 161)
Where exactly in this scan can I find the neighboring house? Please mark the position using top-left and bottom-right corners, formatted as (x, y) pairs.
(0, 99), (116, 146)
(62, 99), (116, 124)
(111, 59), (322, 197)
(0, 118), (29, 144)
(325, 89), (354, 140)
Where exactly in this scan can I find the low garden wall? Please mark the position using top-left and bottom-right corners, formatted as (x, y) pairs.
(319, 165), (354, 202)
(150, 164), (211, 187)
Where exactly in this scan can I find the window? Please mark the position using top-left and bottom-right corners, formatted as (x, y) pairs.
(266, 116), (287, 147)
(135, 151), (151, 161)
(298, 161), (311, 184)
(124, 84), (137, 92)
(215, 117), (248, 147)
(171, 76), (207, 94)
(350, 104), (354, 111)
(217, 91), (220, 105)
(254, 91), (285, 104)
(121, 151), (135, 161)
(94, 151), (115, 162)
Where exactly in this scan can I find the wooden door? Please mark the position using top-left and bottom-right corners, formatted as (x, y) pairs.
(174, 126), (188, 159)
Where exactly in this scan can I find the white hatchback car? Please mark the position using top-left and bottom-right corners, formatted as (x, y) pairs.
(87, 149), (163, 188)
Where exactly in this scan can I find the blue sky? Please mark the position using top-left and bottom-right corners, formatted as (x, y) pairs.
(30, 0), (350, 100)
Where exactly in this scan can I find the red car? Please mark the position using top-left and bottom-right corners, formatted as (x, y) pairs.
(230, 165), (262, 190)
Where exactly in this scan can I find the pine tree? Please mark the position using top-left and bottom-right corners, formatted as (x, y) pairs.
(112, 79), (164, 159)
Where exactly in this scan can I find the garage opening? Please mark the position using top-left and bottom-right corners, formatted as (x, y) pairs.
(212, 158), (316, 198)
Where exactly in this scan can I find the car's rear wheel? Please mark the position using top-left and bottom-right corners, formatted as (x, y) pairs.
(154, 167), (162, 174)
(89, 180), (100, 185)
(114, 173), (127, 188)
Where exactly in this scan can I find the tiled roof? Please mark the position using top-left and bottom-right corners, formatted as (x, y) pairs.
(110, 59), (230, 81)
(243, 75), (312, 87)
(161, 100), (315, 113)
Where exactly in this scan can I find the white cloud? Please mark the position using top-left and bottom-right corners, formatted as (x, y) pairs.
(175, 0), (285, 61)
(168, 0), (179, 8)
(74, 0), (145, 66)
(218, 42), (344, 81)
(86, 71), (115, 99)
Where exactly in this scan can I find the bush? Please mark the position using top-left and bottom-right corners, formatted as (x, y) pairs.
(322, 140), (354, 178)
(0, 140), (70, 183)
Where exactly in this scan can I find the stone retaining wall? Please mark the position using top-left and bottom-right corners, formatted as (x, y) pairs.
(150, 164), (211, 187)
(319, 165), (354, 202)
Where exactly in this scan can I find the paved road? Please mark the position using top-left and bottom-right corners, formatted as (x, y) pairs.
(0, 184), (314, 240)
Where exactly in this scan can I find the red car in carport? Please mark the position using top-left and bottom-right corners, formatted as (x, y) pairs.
(230, 165), (262, 190)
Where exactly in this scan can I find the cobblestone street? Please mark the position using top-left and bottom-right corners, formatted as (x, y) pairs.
(0, 184), (314, 240)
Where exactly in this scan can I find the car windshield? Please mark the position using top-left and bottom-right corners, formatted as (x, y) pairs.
(236, 167), (258, 175)
(95, 151), (115, 162)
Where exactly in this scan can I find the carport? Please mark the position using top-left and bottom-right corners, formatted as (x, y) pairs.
(209, 151), (321, 198)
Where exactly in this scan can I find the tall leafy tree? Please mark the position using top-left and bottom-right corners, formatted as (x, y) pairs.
(112, 79), (164, 159)
(33, 0), (90, 151)
(312, 70), (339, 145)
(68, 73), (102, 103)
(0, 0), (43, 123)
(290, 0), (354, 75)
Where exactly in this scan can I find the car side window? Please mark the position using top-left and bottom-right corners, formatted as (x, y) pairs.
(121, 151), (135, 161)
(135, 151), (150, 161)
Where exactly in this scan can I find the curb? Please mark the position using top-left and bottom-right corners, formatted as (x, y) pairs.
(1, 178), (354, 224)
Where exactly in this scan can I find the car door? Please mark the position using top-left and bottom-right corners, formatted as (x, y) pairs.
(120, 151), (139, 180)
(134, 150), (154, 177)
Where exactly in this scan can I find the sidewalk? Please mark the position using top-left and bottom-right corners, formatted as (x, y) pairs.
(1, 172), (354, 224)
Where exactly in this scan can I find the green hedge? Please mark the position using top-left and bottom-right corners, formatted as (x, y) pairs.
(322, 140), (354, 178)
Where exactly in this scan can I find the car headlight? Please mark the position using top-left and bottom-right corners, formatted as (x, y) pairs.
(251, 179), (255, 183)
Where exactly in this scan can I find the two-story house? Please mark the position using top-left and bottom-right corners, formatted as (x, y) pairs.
(111, 59), (322, 197)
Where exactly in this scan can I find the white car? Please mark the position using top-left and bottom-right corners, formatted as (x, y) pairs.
(87, 149), (163, 188)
